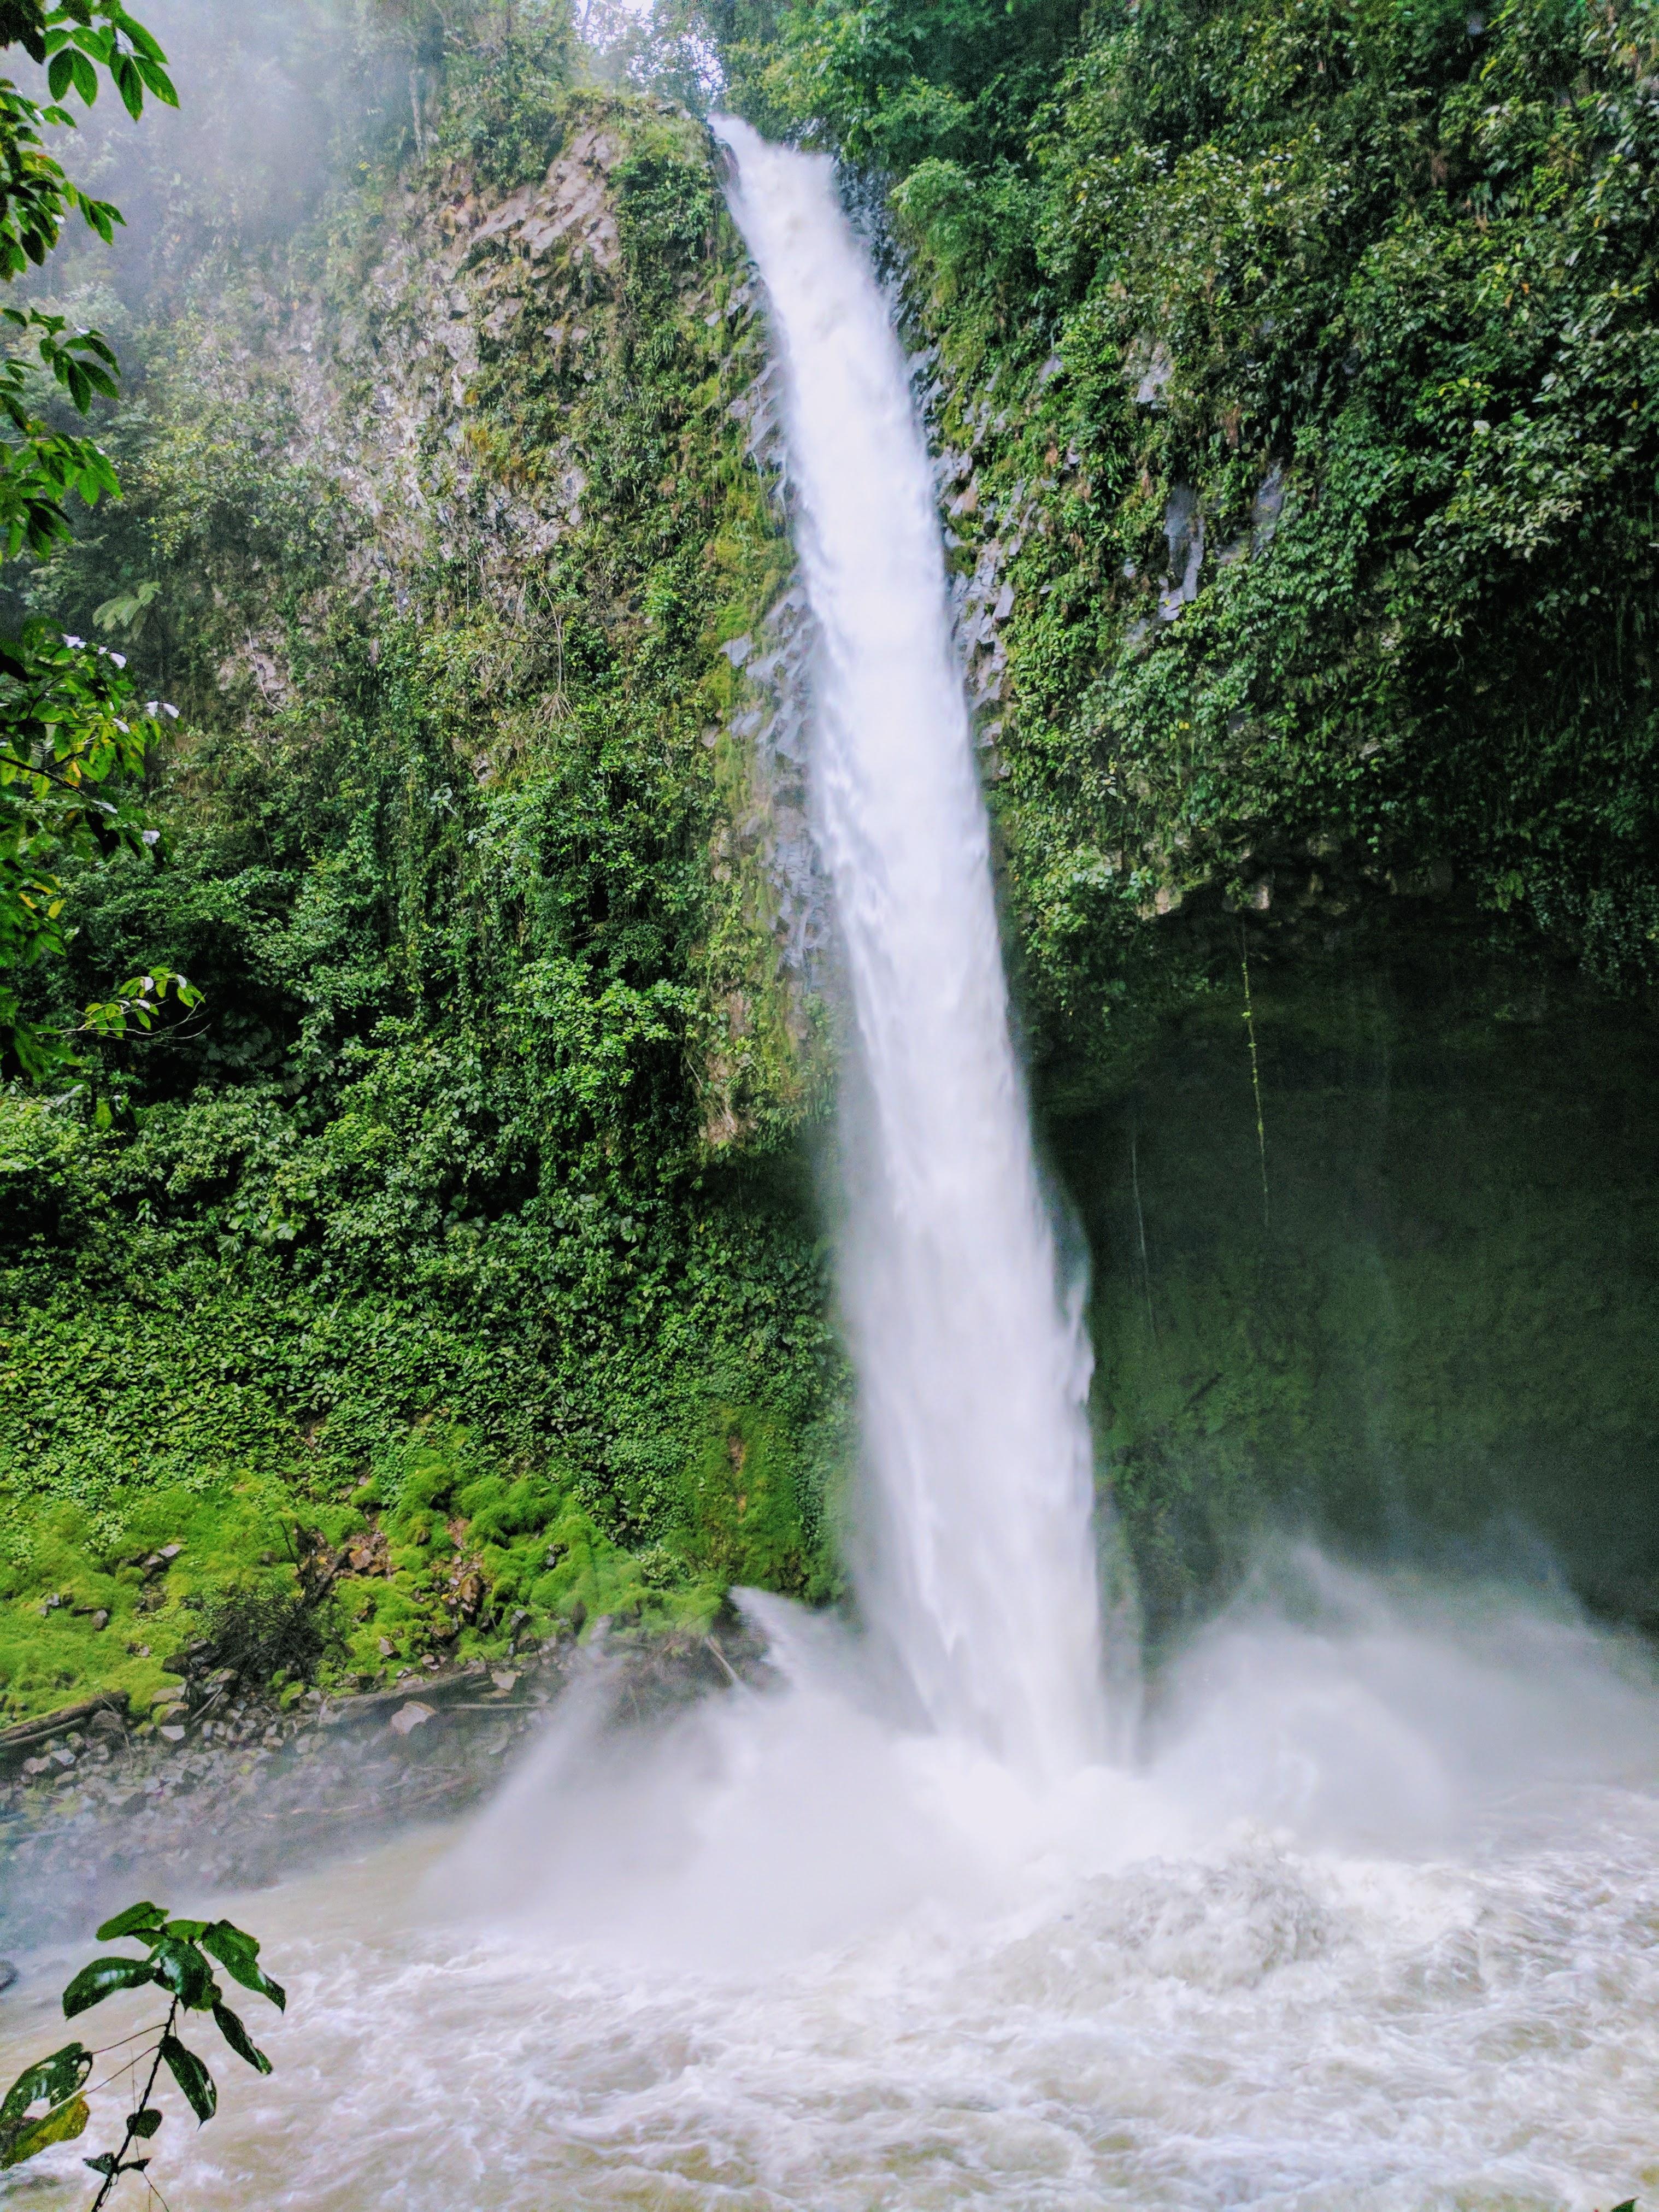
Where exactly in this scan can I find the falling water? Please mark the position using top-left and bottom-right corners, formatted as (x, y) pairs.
(714, 117), (1110, 1778)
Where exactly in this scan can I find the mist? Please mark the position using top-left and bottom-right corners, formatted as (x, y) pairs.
(17, 2), (583, 316)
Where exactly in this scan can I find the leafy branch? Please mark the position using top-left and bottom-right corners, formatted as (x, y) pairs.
(0, 1898), (283, 2207)
(0, 623), (184, 1079)
(0, 7), (177, 551)
(0, 0), (188, 1081)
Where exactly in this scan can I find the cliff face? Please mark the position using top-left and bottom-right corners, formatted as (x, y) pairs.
(897, 0), (1659, 1078)
(0, 90), (844, 1722)
(164, 91), (827, 1142)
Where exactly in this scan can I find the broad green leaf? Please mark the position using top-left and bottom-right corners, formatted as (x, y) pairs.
(160, 2035), (216, 2125)
(132, 54), (175, 104)
(1, 2093), (89, 2169)
(46, 50), (73, 98)
(211, 2002), (273, 2076)
(151, 1935), (217, 2011)
(96, 1901), (168, 1943)
(201, 1922), (285, 2012)
(68, 46), (96, 102)
(117, 17), (170, 65)
(126, 2108), (163, 2139)
(1, 2044), (90, 2128)
(83, 2152), (118, 2177)
(62, 1955), (157, 2018)
(163, 1919), (207, 1942)
(112, 50), (140, 118)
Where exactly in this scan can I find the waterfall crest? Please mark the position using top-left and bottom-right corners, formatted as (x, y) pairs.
(715, 119), (1111, 1778)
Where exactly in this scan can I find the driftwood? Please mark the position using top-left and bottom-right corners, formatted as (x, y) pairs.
(0, 1691), (131, 1762)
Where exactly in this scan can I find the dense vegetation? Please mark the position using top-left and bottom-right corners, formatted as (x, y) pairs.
(1, 0), (1655, 1715)
(762, 0), (1659, 1044)
(0, 9), (843, 1719)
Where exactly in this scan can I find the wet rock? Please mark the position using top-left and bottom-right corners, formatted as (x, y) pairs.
(0, 1632), (769, 1950)
(1158, 485), (1205, 619)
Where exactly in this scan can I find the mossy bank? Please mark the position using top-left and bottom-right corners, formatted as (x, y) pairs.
(2, 78), (843, 1720)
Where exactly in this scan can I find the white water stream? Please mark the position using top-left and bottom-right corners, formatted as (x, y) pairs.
(4, 130), (1659, 2211)
(712, 119), (1111, 1780)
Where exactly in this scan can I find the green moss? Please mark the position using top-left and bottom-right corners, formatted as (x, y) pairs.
(683, 1403), (819, 1595)
(1054, 926), (1659, 1643)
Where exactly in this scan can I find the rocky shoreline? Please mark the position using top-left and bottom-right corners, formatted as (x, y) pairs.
(0, 1626), (752, 1952)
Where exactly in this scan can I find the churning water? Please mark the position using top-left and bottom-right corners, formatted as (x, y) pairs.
(8, 1555), (1659, 2209)
(5, 131), (1659, 2211)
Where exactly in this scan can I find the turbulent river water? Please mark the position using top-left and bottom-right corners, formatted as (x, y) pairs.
(5, 130), (1659, 2211)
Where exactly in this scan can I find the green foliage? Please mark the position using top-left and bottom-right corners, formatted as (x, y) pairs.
(764, 0), (1084, 170)
(1, 1898), (280, 2207)
(0, 2), (175, 546)
(760, 0), (1659, 1052)
(0, 87), (844, 1713)
(0, 624), (191, 1076)
(0, 1), (191, 1078)
(0, 2039), (91, 2169)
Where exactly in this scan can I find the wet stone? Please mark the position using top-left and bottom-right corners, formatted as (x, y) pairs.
(0, 1633), (761, 1950)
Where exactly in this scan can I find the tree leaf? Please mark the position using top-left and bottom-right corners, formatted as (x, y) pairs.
(111, 48), (141, 118)
(96, 1901), (168, 1943)
(1, 2044), (91, 2129)
(126, 2108), (163, 2139)
(211, 2002), (272, 2076)
(133, 54), (175, 104)
(160, 2035), (216, 2126)
(113, 11), (170, 63)
(1, 2093), (89, 2169)
(201, 1922), (285, 2012)
(46, 49), (72, 98)
(150, 1935), (217, 2011)
(62, 1955), (157, 2018)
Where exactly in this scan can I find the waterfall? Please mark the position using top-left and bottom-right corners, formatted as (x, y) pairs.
(714, 120), (1111, 1779)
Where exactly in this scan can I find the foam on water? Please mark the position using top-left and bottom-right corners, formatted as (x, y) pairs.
(6, 1553), (1658, 2210)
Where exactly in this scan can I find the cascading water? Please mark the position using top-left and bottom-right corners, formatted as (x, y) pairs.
(714, 117), (1110, 1778)
(6, 126), (1659, 2212)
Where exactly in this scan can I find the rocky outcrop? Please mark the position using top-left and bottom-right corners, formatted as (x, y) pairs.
(0, 1627), (759, 1949)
